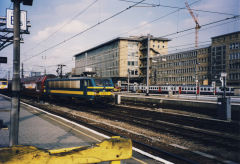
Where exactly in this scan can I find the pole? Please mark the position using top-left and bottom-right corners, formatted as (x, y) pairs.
(223, 76), (226, 99)
(127, 69), (129, 92)
(85, 52), (87, 71)
(195, 63), (199, 99)
(43, 55), (46, 75)
(10, 0), (21, 146)
(21, 63), (24, 78)
(146, 34), (150, 96)
(58, 64), (66, 79)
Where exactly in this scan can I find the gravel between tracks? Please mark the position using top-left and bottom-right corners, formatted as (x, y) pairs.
(22, 99), (239, 163)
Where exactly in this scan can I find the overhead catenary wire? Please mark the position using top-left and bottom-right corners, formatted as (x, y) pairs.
(24, 17), (239, 74)
(170, 18), (240, 40)
(81, 0), (202, 54)
(119, 0), (239, 16)
(70, 0), (200, 58)
(22, 0), (146, 63)
(21, 0), (199, 69)
(22, 0), (99, 57)
(20, 0), (238, 75)
(161, 15), (240, 38)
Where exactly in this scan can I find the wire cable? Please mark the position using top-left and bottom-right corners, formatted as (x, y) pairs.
(161, 15), (240, 38)
(22, 0), (99, 57)
(119, 0), (239, 16)
(170, 18), (240, 40)
(93, 0), (200, 44)
(22, 0), (145, 63)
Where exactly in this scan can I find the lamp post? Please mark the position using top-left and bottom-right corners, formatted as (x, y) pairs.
(221, 72), (227, 98)
(127, 69), (130, 92)
(146, 34), (150, 96)
(195, 62), (200, 99)
(152, 59), (157, 85)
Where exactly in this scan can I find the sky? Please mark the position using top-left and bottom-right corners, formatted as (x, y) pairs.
(0, 0), (239, 78)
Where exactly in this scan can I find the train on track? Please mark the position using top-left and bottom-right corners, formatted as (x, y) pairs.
(6, 75), (114, 102)
(121, 84), (235, 95)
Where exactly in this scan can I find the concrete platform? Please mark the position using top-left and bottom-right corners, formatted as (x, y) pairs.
(116, 93), (240, 121)
(0, 95), (96, 149)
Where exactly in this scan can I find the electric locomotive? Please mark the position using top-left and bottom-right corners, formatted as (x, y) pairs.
(44, 77), (114, 101)
(0, 78), (8, 91)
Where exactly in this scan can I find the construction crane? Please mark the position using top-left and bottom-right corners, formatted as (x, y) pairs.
(185, 1), (201, 48)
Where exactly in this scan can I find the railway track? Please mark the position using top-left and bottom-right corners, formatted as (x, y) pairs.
(18, 98), (200, 164)
(4, 93), (239, 163)
(114, 104), (240, 135)
(55, 100), (240, 162)
(87, 108), (239, 151)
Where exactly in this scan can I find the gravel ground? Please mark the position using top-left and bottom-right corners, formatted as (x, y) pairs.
(22, 99), (240, 163)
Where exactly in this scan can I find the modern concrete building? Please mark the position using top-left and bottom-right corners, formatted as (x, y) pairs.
(72, 36), (170, 83)
(151, 31), (240, 87)
(151, 46), (210, 86)
(72, 31), (240, 87)
(210, 31), (240, 87)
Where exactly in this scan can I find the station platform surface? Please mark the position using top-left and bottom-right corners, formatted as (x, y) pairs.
(0, 95), (94, 149)
(0, 95), (164, 164)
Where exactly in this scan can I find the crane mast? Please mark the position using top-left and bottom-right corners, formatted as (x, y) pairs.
(185, 1), (201, 48)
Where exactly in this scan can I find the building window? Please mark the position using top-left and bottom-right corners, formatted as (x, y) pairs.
(236, 43), (239, 49)
(135, 70), (138, 75)
(131, 70), (134, 75)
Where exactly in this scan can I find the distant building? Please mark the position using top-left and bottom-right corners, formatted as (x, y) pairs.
(210, 31), (240, 87)
(72, 36), (170, 83)
(30, 72), (41, 77)
(73, 31), (240, 87)
(152, 31), (240, 87)
(152, 46), (210, 86)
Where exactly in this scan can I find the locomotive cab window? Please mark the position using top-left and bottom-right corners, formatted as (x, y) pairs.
(0, 82), (7, 85)
(83, 79), (92, 87)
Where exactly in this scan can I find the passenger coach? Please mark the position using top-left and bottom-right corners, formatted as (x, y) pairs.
(44, 77), (114, 101)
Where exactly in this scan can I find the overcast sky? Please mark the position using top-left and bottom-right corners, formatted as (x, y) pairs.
(0, 0), (239, 78)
